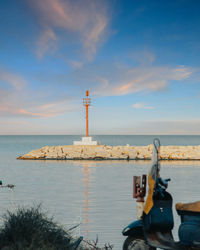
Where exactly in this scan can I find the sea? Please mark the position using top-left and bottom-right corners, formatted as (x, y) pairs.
(1, 135), (200, 249)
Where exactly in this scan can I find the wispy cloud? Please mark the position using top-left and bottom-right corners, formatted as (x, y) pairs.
(38, 62), (194, 98)
(0, 99), (72, 118)
(17, 101), (70, 118)
(12, 100), (72, 118)
(18, 109), (55, 118)
(36, 27), (57, 58)
(30, 0), (109, 59)
(132, 102), (155, 109)
(95, 65), (194, 96)
(0, 68), (27, 90)
(0, 68), (73, 118)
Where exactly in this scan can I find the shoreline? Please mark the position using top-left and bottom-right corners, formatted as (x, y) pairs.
(18, 158), (200, 161)
(17, 144), (200, 161)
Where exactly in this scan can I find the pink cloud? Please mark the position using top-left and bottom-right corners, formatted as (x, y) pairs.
(15, 100), (71, 118)
(118, 83), (132, 92)
(18, 109), (54, 118)
(16, 101), (71, 118)
(95, 65), (194, 96)
(30, 0), (109, 59)
(0, 68), (73, 118)
(0, 68), (27, 90)
(0, 101), (70, 119)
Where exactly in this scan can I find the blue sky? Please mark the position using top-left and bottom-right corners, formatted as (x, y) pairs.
(0, 0), (200, 135)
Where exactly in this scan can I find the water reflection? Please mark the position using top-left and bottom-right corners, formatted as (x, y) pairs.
(71, 161), (95, 238)
(22, 159), (200, 167)
(71, 160), (98, 167)
(83, 162), (90, 238)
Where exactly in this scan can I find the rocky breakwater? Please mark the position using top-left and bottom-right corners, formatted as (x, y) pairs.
(17, 145), (200, 160)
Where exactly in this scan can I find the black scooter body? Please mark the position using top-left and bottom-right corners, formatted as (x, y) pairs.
(122, 191), (200, 249)
(122, 219), (144, 238)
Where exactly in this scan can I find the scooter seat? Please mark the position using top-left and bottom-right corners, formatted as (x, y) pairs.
(176, 201), (200, 213)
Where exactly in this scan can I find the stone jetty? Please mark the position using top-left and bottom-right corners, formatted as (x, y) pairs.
(17, 145), (200, 160)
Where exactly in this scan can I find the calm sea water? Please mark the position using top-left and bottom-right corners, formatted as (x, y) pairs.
(0, 135), (200, 249)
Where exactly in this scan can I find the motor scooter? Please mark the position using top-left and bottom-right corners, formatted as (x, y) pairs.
(122, 138), (200, 250)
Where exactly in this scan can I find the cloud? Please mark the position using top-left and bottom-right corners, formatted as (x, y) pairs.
(0, 99), (72, 118)
(39, 62), (194, 98)
(10, 100), (71, 118)
(30, 0), (109, 59)
(0, 68), (27, 90)
(0, 68), (73, 118)
(17, 101), (70, 118)
(0, 98), (69, 118)
(18, 109), (54, 118)
(132, 102), (155, 109)
(94, 65), (194, 96)
(36, 28), (57, 58)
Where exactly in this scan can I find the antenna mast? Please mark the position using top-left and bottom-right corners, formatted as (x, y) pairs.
(83, 90), (91, 137)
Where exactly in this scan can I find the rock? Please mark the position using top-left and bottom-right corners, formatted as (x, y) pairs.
(17, 144), (200, 161)
(128, 150), (137, 159)
(45, 152), (58, 159)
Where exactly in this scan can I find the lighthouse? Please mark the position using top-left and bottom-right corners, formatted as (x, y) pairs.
(73, 90), (99, 145)
(83, 90), (91, 137)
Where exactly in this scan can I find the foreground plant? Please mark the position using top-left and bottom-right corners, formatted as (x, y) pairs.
(0, 206), (113, 250)
(0, 206), (79, 250)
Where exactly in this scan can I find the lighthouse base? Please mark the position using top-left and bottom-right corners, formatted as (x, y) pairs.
(73, 137), (99, 146)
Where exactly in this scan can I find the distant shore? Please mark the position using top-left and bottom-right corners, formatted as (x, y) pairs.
(17, 144), (200, 160)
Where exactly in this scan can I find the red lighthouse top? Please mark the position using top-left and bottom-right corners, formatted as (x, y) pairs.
(83, 90), (91, 106)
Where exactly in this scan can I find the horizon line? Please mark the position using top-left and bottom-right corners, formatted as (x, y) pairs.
(0, 134), (200, 136)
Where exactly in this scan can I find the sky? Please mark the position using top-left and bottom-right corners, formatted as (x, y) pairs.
(0, 0), (200, 135)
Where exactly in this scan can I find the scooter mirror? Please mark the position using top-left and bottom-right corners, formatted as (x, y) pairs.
(133, 176), (141, 199)
(133, 175), (147, 200)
